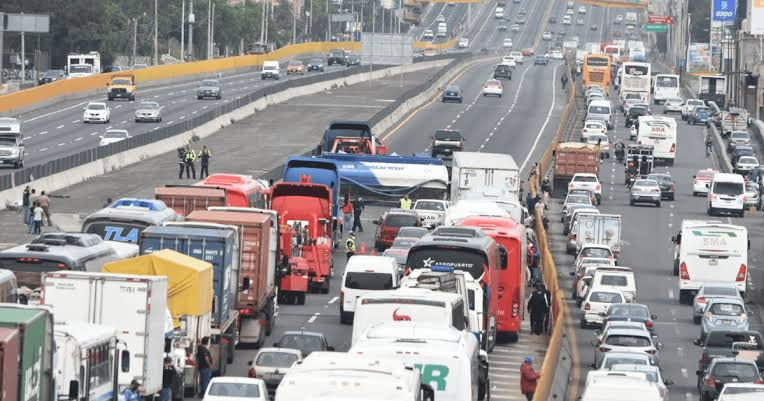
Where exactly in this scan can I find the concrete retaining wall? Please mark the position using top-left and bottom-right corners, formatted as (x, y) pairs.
(0, 59), (451, 209)
(548, 328), (574, 401)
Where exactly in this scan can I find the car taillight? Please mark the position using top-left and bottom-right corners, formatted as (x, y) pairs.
(584, 302), (591, 311)
(340, 290), (344, 305)
(248, 367), (257, 378)
(680, 262), (690, 280)
(568, 183), (574, 190)
(645, 321), (653, 328)
(595, 184), (601, 191)
(701, 352), (709, 365)
(512, 303), (519, 317)
(697, 296), (707, 305)
(670, 143), (676, 152)
(755, 379), (764, 384)
(736, 264), (747, 282)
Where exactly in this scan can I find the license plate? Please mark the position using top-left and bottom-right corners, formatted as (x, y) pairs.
(266, 373), (283, 381)
(721, 319), (732, 325)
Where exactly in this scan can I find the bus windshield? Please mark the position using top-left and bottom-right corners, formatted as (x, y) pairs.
(407, 246), (487, 280)
(656, 76), (678, 88)
(623, 65), (649, 76)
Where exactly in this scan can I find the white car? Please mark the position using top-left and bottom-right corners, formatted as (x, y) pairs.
(500, 56), (517, 67)
(663, 97), (683, 113)
(615, 15), (624, 24)
(734, 156), (759, 175)
(83, 102), (110, 123)
(691, 169), (717, 196)
(134, 101), (162, 123)
(580, 289), (625, 328)
(717, 383), (764, 401)
(681, 98), (706, 119)
(482, 79), (503, 97)
(542, 32), (553, 41)
(578, 6), (587, 14)
(248, 347), (303, 396)
(436, 15), (446, 23)
(202, 377), (268, 401)
(576, 18), (585, 25)
(503, 38), (513, 48)
(413, 199), (449, 228)
(458, 37), (469, 48)
(562, 15), (572, 25)
(577, 244), (615, 264)
(593, 328), (662, 367)
(422, 29), (434, 40)
(569, 173), (602, 204)
(552, 50), (564, 59)
(511, 24), (521, 32)
(509, 51), (524, 63)
(99, 129), (130, 146)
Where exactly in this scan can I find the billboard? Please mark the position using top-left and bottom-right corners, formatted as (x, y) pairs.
(711, 0), (736, 22)
(752, 0), (764, 35)
(687, 43), (712, 72)
(361, 33), (413, 65)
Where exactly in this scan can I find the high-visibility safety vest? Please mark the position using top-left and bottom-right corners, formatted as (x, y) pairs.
(399, 197), (412, 209)
(346, 238), (356, 252)
(184, 150), (196, 162)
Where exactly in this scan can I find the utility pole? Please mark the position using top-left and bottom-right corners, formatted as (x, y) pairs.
(0, 12), (4, 86)
(188, 0), (195, 59)
(327, 0), (331, 41)
(293, 1), (297, 44)
(20, 30), (25, 86)
(132, 17), (138, 66)
(154, 0), (159, 65)
(211, 1), (215, 58)
(181, 0), (185, 61)
(310, 0), (313, 38)
(260, 0), (265, 43)
(207, 0), (212, 59)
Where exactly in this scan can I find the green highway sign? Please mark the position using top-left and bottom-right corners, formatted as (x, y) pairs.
(644, 23), (668, 32)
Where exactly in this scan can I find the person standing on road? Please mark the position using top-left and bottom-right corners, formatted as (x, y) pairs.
(177, 147), (186, 179)
(22, 186), (31, 226)
(704, 131), (713, 157)
(31, 202), (45, 235)
(399, 194), (412, 209)
(196, 336), (213, 396)
(160, 357), (176, 401)
(199, 146), (212, 178)
(560, 73), (568, 90)
(27, 189), (38, 233)
(184, 145), (197, 179)
(342, 196), (353, 234)
(527, 286), (548, 335)
(541, 284), (552, 333)
(520, 356), (541, 401)
(345, 232), (356, 262)
(351, 197), (365, 232)
(37, 191), (52, 226)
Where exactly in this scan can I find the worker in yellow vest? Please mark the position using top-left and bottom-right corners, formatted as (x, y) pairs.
(399, 194), (412, 210)
(345, 232), (356, 261)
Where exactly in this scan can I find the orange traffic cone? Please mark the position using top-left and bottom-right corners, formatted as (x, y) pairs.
(359, 242), (366, 255)
(370, 248), (376, 256)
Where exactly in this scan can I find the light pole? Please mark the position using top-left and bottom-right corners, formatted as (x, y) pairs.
(181, 0), (185, 61)
(154, 0), (159, 65)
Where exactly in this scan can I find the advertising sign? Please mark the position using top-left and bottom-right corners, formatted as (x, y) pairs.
(711, 0), (736, 22)
(687, 43), (712, 72)
(752, 0), (764, 35)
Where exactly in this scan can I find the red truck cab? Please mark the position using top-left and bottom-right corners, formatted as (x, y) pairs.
(373, 209), (422, 251)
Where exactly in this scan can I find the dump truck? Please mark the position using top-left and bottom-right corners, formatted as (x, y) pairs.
(154, 186), (227, 217)
(41, 271), (168, 396)
(551, 143), (600, 197)
(186, 209), (278, 347)
(102, 250), (214, 399)
(0, 304), (55, 401)
(107, 74), (136, 101)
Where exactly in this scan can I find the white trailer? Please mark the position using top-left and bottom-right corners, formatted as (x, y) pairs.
(67, 52), (102, 78)
(41, 271), (168, 395)
(54, 321), (120, 401)
(450, 152), (520, 201)
(572, 213), (622, 259)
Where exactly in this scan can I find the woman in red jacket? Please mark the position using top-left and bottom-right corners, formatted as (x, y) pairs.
(521, 355), (541, 401)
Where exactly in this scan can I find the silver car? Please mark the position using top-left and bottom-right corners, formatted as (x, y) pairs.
(630, 179), (661, 207)
(134, 101), (162, 123)
(744, 182), (760, 210)
(700, 298), (749, 340)
(593, 328), (662, 368)
(249, 347), (302, 395)
(197, 79), (222, 99)
(595, 351), (653, 370)
(692, 283), (742, 324)
(562, 194), (593, 221)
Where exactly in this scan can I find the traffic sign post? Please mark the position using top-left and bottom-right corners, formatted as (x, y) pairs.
(648, 15), (673, 24)
(644, 24), (668, 33)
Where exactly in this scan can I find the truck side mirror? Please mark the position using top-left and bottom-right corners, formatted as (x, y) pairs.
(68, 380), (79, 401)
(121, 350), (131, 372)
(498, 246), (508, 270)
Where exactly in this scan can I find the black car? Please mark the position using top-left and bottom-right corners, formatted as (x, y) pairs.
(731, 145), (755, 165)
(694, 330), (764, 374)
(345, 54), (360, 67)
(274, 330), (334, 357)
(697, 358), (762, 401)
(306, 58), (324, 72)
(647, 173), (676, 200)
(493, 64), (512, 80)
(431, 129), (464, 157)
(327, 49), (346, 65)
(601, 303), (658, 334)
(442, 85), (463, 103)
(38, 69), (66, 85)
(625, 105), (648, 128)
(102, 66), (126, 73)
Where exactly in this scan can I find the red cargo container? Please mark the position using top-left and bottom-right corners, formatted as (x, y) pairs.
(0, 327), (19, 401)
(185, 209), (276, 346)
(155, 186), (227, 217)
(552, 143), (600, 197)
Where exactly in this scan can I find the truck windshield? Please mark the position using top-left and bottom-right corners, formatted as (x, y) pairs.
(415, 201), (445, 211)
(344, 272), (393, 290)
(69, 65), (93, 74)
(0, 138), (16, 146)
(656, 76), (678, 87)
(112, 78), (132, 85)
(385, 214), (417, 227)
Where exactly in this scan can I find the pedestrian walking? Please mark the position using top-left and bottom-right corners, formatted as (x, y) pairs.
(31, 202), (45, 235)
(560, 73), (568, 90)
(341, 197), (353, 234)
(122, 380), (142, 401)
(160, 357), (176, 401)
(184, 146), (197, 179)
(196, 336), (213, 396)
(399, 194), (412, 209)
(22, 186), (31, 225)
(351, 197), (365, 232)
(177, 147), (186, 179)
(541, 284), (552, 333)
(345, 232), (357, 262)
(527, 286), (548, 335)
(520, 356), (541, 401)
(27, 189), (37, 234)
(37, 191), (52, 226)
(527, 242), (540, 285)
(199, 146), (212, 178)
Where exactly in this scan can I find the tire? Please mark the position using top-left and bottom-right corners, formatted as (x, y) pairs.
(264, 297), (275, 336)
(693, 192), (698, 196)
(340, 310), (353, 325)
(580, 319), (587, 329)
(693, 315), (702, 325)
(630, 199), (634, 206)
(673, 260), (679, 276)
(656, 201), (661, 207)
(297, 293), (306, 305)
(669, 194), (675, 201)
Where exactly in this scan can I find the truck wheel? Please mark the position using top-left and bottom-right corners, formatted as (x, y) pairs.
(673, 260), (679, 276)
(264, 298), (275, 336)
(321, 280), (330, 294)
(296, 293), (306, 305)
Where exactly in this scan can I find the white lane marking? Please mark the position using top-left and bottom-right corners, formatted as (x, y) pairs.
(22, 100), (90, 123)
(39, 147), (48, 152)
(668, 289), (674, 299)
(120, 120), (127, 124)
(38, 131), (48, 136)
(91, 131), (99, 136)
(114, 105), (122, 109)
(179, 115), (186, 120)
(328, 296), (339, 304)
(56, 124), (65, 129)
(307, 313), (320, 323)
(520, 64), (560, 171)
(57, 142), (65, 147)
(72, 119), (80, 123)
(74, 137), (83, 142)
(681, 368), (688, 378)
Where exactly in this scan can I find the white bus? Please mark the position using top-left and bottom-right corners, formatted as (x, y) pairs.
(675, 221), (748, 304)
(636, 116), (677, 165)
(619, 62), (651, 103)
(652, 74), (680, 104)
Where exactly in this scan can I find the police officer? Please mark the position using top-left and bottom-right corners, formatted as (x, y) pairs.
(184, 146), (197, 179)
(177, 147), (186, 179)
(399, 194), (412, 209)
(345, 232), (356, 261)
(199, 146), (212, 178)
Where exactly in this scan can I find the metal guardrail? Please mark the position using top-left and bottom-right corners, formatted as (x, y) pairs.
(0, 59), (461, 192)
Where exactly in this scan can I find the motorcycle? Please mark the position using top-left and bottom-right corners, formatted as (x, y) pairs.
(625, 171), (637, 187)
(615, 148), (625, 163)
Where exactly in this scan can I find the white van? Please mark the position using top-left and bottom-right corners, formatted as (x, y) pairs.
(591, 267), (636, 302)
(261, 60), (280, 80)
(636, 116), (677, 165)
(340, 255), (400, 324)
(676, 221), (748, 303)
(351, 322), (486, 401)
(351, 288), (467, 346)
(707, 173), (746, 217)
(495, 7), (504, 19)
(581, 371), (664, 401)
(437, 22), (448, 37)
(587, 100), (614, 129)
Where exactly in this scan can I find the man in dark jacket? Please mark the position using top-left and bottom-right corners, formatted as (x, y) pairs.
(196, 336), (213, 396)
(351, 197), (365, 232)
(160, 357), (176, 401)
(527, 286), (548, 335)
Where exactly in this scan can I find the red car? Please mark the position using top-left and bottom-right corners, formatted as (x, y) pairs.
(373, 209), (422, 251)
(521, 48), (534, 57)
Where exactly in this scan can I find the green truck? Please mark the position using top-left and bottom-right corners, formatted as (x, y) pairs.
(0, 304), (55, 401)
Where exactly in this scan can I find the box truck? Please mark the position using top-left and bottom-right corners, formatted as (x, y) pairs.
(451, 152), (520, 201)
(0, 304), (55, 401)
(41, 272), (168, 395)
(54, 321), (120, 401)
